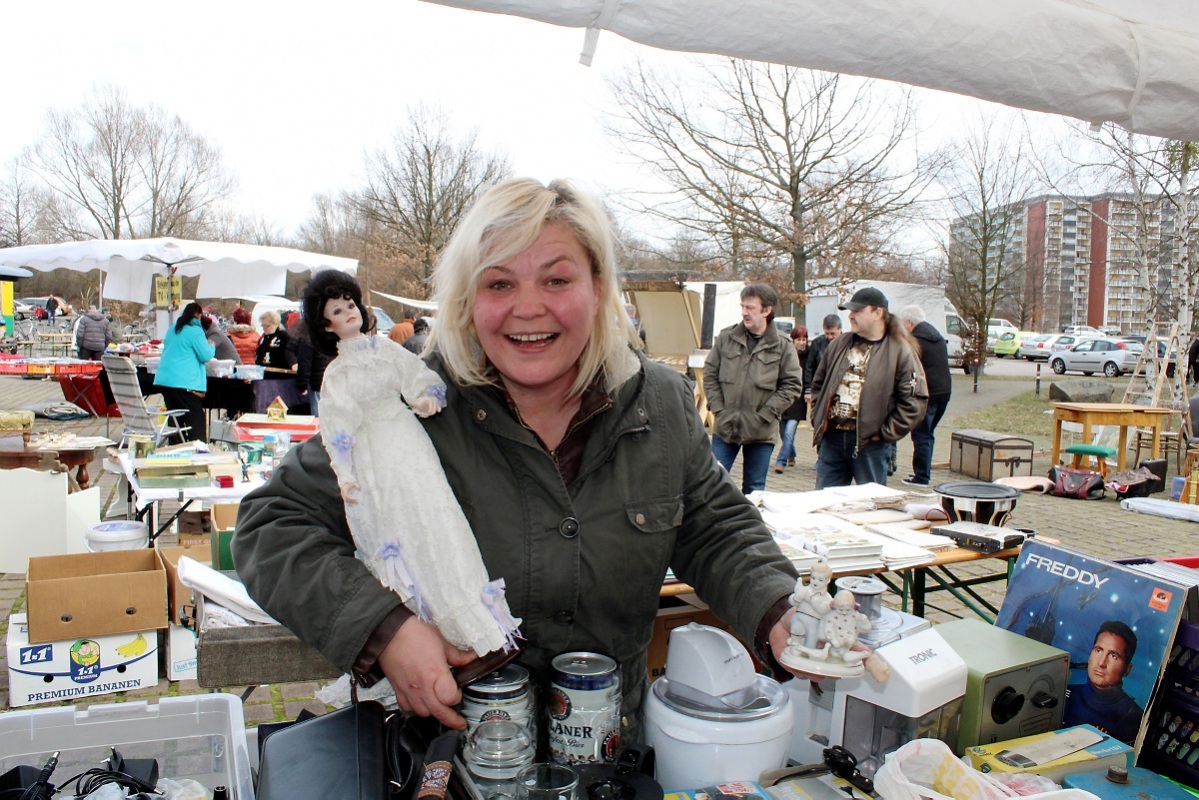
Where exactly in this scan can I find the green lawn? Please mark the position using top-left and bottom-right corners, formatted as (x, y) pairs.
(953, 390), (1057, 440)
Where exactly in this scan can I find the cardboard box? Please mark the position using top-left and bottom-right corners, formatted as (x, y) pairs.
(25, 550), (168, 644)
(209, 503), (240, 570)
(156, 545), (211, 625)
(965, 724), (1133, 783)
(7, 613), (158, 708)
(176, 509), (211, 535)
(647, 594), (738, 680)
(165, 622), (197, 681)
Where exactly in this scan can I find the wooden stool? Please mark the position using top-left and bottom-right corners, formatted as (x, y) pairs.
(1064, 443), (1117, 478)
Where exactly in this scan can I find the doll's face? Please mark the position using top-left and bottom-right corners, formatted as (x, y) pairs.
(323, 295), (362, 340)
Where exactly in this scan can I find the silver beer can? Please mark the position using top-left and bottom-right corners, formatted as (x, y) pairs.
(548, 652), (621, 765)
(460, 664), (534, 735)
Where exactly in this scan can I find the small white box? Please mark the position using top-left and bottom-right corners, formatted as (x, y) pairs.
(7, 613), (159, 708)
(166, 622), (197, 681)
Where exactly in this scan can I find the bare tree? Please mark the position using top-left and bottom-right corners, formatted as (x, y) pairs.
(0, 154), (53, 248)
(608, 59), (940, 295)
(351, 105), (510, 293)
(26, 85), (234, 240)
(939, 116), (1038, 361)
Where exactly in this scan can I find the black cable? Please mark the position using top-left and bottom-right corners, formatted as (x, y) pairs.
(12, 751), (58, 800)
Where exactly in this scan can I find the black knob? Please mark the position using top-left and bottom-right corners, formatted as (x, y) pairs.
(992, 687), (1025, 724)
(1030, 691), (1058, 709)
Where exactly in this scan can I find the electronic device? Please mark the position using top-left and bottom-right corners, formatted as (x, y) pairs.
(930, 520), (1027, 553)
(936, 619), (1069, 754)
(788, 627), (967, 777)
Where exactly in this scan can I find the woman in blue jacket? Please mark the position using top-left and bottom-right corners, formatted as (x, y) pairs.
(154, 302), (216, 442)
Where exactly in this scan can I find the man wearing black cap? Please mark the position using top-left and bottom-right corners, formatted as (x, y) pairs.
(809, 286), (928, 488)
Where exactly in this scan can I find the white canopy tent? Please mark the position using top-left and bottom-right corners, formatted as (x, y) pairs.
(424, 0), (1199, 141)
(371, 290), (439, 312)
(0, 238), (358, 305)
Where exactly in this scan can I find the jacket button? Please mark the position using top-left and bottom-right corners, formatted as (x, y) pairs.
(554, 611), (574, 625)
(475, 409), (487, 422)
(634, 513), (646, 526)
(559, 517), (580, 538)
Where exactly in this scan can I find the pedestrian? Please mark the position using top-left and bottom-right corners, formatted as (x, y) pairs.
(1188, 335), (1199, 386)
(402, 317), (430, 355)
(232, 178), (805, 733)
(809, 287), (928, 489)
(804, 314), (843, 472)
(201, 315), (241, 363)
(45, 295), (59, 324)
(389, 310), (416, 345)
(74, 304), (112, 360)
(899, 305), (952, 487)
(294, 327), (332, 416)
(774, 325), (810, 473)
(228, 307), (261, 365)
(703, 284), (803, 494)
(153, 302), (215, 442)
(255, 310), (296, 370)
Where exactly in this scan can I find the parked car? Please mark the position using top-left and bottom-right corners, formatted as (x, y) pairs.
(1048, 337), (1142, 377)
(994, 330), (1035, 358)
(1023, 333), (1089, 360)
(1017, 333), (1052, 360)
(12, 299), (35, 320)
(1062, 324), (1102, 337)
(17, 297), (51, 320)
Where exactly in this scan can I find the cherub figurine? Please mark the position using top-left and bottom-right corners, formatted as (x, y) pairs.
(305, 270), (521, 658)
(820, 591), (871, 666)
(787, 563), (834, 650)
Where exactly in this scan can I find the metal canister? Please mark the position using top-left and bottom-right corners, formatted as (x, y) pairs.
(548, 652), (621, 765)
(460, 664), (534, 734)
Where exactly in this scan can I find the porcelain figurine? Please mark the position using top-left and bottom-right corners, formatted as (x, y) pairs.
(781, 578), (872, 678)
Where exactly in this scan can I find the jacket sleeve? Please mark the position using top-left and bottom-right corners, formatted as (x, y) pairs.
(880, 342), (929, 443)
(759, 341), (802, 422)
(295, 342), (312, 391)
(232, 435), (403, 673)
(701, 339), (724, 415)
(669, 374), (798, 644)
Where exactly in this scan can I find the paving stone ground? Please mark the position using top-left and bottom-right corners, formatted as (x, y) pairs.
(2, 369), (1197, 727)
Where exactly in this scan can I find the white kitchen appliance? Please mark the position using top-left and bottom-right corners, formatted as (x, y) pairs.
(643, 623), (792, 789)
(788, 627), (967, 777)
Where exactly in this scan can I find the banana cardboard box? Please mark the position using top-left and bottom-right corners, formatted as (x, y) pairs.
(6, 613), (158, 708)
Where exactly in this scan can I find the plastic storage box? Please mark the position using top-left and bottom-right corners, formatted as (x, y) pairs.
(0, 694), (253, 799)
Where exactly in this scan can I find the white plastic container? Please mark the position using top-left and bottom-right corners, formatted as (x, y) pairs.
(0, 694), (254, 799)
(85, 520), (149, 552)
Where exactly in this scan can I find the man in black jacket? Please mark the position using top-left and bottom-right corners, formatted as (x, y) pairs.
(899, 305), (952, 487)
(803, 314), (843, 400)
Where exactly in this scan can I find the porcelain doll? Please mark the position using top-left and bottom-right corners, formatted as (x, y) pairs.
(308, 273), (520, 658)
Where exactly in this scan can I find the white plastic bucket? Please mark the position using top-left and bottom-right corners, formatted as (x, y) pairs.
(86, 520), (149, 552)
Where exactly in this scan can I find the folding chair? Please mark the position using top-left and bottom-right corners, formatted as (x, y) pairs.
(101, 355), (190, 447)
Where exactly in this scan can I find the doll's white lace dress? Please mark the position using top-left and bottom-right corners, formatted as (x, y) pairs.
(319, 334), (520, 656)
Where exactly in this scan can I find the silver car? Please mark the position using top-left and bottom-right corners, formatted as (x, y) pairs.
(1048, 338), (1142, 377)
(1021, 333), (1087, 361)
(1017, 334), (1051, 360)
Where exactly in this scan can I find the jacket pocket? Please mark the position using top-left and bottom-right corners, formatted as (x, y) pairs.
(625, 496), (684, 533)
(754, 351), (782, 390)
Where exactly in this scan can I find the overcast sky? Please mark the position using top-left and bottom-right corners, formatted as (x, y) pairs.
(4, 0), (1030, 249)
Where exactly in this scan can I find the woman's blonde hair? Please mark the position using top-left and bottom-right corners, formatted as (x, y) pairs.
(259, 310), (281, 327)
(430, 178), (641, 395)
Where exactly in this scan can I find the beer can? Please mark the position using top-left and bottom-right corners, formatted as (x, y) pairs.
(548, 652), (621, 765)
(460, 664), (534, 734)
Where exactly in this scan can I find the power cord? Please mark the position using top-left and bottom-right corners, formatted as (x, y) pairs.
(0, 751), (59, 800)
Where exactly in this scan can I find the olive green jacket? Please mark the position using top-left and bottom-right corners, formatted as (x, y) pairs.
(233, 353), (798, 728)
(702, 322), (803, 444)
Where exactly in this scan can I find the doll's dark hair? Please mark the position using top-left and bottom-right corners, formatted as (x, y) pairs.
(302, 270), (375, 356)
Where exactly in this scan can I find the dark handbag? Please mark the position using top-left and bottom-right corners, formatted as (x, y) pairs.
(257, 700), (393, 800)
(1107, 466), (1156, 499)
(1048, 465), (1105, 500)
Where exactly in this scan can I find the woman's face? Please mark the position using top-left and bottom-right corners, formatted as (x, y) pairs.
(322, 296), (362, 341)
(262, 320), (278, 334)
(472, 222), (602, 399)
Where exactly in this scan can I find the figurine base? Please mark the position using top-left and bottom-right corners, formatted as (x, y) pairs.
(779, 647), (866, 678)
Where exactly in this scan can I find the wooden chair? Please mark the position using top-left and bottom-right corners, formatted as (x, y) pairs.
(101, 355), (190, 447)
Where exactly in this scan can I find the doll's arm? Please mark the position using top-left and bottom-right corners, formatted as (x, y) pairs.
(317, 369), (364, 502)
(389, 343), (447, 416)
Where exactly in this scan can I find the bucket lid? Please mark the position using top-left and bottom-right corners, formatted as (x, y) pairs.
(934, 481), (1020, 500)
(88, 520), (148, 537)
(651, 674), (788, 722)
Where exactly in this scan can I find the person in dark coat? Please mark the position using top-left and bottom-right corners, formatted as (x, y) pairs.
(295, 330), (332, 416)
(1188, 335), (1199, 386)
(899, 304), (952, 487)
(774, 325), (810, 472)
(255, 310), (296, 370)
(201, 315), (241, 364)
(804, 314), (842, 399)
(402, 318), (430, 355)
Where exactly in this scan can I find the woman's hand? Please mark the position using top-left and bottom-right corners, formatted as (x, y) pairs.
(377, 616), (479, 730)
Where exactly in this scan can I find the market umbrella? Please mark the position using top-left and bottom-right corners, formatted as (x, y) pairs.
(0, 238), (358, 304)
(424, 0), (1199, 140)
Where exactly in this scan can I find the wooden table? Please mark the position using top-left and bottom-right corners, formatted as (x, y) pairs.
(1050, 402), (1176, 473)
(661, 544), (1023, 622)
(0, 439), (102, 488)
